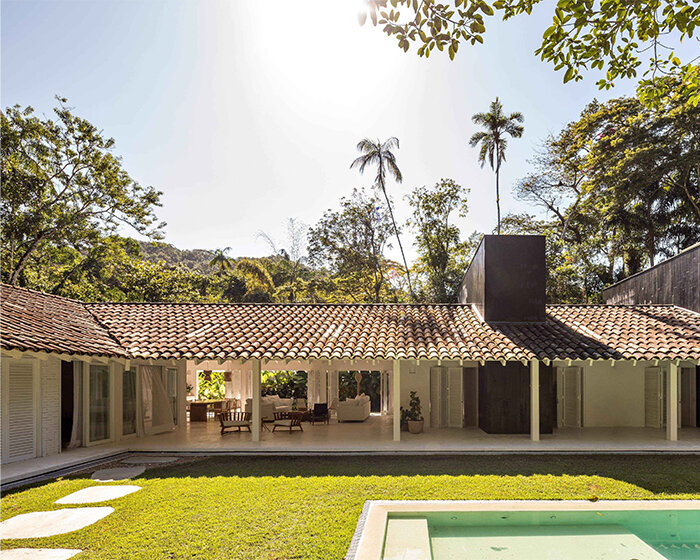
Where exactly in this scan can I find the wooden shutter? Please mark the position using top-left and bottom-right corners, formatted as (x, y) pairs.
(5, 361), (37, 462)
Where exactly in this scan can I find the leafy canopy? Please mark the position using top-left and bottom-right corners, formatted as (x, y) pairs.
(362, 0), (700, 105)
(1, 98), (164, 285)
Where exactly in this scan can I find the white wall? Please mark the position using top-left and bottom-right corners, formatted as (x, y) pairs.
(582, 361), (645, 427)
(40, 356), (61, 457)
(399, 362), (439, 429)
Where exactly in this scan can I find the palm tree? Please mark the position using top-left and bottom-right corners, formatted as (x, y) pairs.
(209, 247), (232, 275)
(350, 137), (414, 299)
(469, 98), (524, 234)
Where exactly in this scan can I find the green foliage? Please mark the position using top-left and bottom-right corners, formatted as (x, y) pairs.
(405, 390), (423, 421)
(5, 455), (700, 559)
(308, 188), (401, 302)
(261, 370), (307, 398)
(513, 78), (699, 296)
(1, 98), (164, 286)
(198, 371), (225, 400)
(364, 1), (700, 104)
(208, 248), (233, 275)
(469, 98), (524, 234)
(407, 178), (471, 302)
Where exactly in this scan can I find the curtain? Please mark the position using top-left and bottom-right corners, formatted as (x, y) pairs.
(140, 365), (175, 435)
(67, 361), (83, 449)
(122, 368), (137, 435)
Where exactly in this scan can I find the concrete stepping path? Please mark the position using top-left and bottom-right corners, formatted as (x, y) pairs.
(121, 455), (178, 465)
(0, 550), (82, 559)
(91, 466), (145, 482)
(55, 485), (141, 504)
(0, 507), (113, 539)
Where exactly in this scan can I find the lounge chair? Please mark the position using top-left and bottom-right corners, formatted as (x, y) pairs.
(219, 411), (252, 434)
(310, 402), (329, 425)
(272, 411), (303, 433)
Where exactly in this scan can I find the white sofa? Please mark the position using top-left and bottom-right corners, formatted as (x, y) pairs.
(245, 395), (293, 421)
(337, 394), (371, 422)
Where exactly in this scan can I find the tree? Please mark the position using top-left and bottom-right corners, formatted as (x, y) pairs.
(258, 218), (311, 302)
(350, 137), (415, 299)
(361, 1), (700, 105)
(469, 98), (524, 234)
(208, 247), (232, 275)
(407, 179), (471, 302)
(513, 80), (699, 287)
(1, 98), (164, 285)
(308, 188), (398, 302)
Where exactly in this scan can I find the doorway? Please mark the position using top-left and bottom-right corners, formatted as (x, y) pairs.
(680, 366), (698, 428)
(61, 360), (74, 448)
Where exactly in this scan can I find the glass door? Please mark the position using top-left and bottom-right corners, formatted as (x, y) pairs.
(89, 364), (111, 443)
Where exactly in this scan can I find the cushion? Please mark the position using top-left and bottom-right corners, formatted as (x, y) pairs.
(274, 419), (293, 427)
(222, 420), (250, 428)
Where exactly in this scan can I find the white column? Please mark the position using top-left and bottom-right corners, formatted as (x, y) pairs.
(666, 362), (678, 441)
(176, 360), (187, 429)
(392, 360), (401, 442)
(251, 359), (261, 442)
(530, 359), (540, 442)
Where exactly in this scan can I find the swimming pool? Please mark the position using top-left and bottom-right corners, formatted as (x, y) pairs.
(348, 500), (700, 560)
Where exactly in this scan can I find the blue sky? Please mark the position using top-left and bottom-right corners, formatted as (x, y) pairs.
(2, 0), (653, 262)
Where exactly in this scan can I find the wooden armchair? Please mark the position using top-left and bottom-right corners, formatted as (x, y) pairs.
(219, 411), (252, 434)
(272, 411), (303, 433)
(310, 402), (330, 425)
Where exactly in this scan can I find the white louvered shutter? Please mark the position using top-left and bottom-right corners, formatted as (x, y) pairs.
(430, 367), (441, 428)
(7, 361), (37, 462)
(563, 367), (582, 427)
(645, 367), (662, 428)
(447, 367), (463, 427)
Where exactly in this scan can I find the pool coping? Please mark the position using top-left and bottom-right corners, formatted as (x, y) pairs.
(347, 499), (700, 560)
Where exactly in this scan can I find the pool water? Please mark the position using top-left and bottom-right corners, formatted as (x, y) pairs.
(383, 509), (700, 559)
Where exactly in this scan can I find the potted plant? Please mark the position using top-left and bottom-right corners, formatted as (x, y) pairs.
(406, 391), (424, 434)
(399, 407), (410, 431)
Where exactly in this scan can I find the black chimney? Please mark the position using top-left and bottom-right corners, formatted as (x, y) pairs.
(458, 235), (546, 322)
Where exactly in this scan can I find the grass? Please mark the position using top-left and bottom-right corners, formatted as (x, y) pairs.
(2, 454), (700, 559)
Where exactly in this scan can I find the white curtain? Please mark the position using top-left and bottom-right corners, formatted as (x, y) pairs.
(67, 361), (83, 449)
(140, 365), (175, 435)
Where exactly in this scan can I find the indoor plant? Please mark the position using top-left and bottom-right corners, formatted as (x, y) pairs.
(406, 391), (424, 434)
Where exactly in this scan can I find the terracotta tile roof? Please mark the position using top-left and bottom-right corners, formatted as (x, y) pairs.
(86, 300), (700, 362)
(2, 284), (698, 362)
(0, 285), (127, 358)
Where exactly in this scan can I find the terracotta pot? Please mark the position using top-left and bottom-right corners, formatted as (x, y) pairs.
(407, 420), (424, 434)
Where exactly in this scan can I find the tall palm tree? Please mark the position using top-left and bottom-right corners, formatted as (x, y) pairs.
(209, 247), (232, 275)
(350, 137), (414, 299)
(469, 98), (524, 234)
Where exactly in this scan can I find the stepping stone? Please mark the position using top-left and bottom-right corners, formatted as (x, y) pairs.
(0, 507), (113, 539)
(0, 550), (82, 560)
(91, 466), (145, 482)
(55, 485), (141, 504)
(121, 455), (178, 465)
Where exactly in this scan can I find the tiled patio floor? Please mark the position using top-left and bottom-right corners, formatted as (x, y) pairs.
(3, 414), (699, 486)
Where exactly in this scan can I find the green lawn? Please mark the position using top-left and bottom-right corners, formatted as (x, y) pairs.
(2, 454), (700, 559)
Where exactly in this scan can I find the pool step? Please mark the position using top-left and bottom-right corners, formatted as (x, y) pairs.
(383, 517), (432, 560)
(429, 524), (666, 559)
